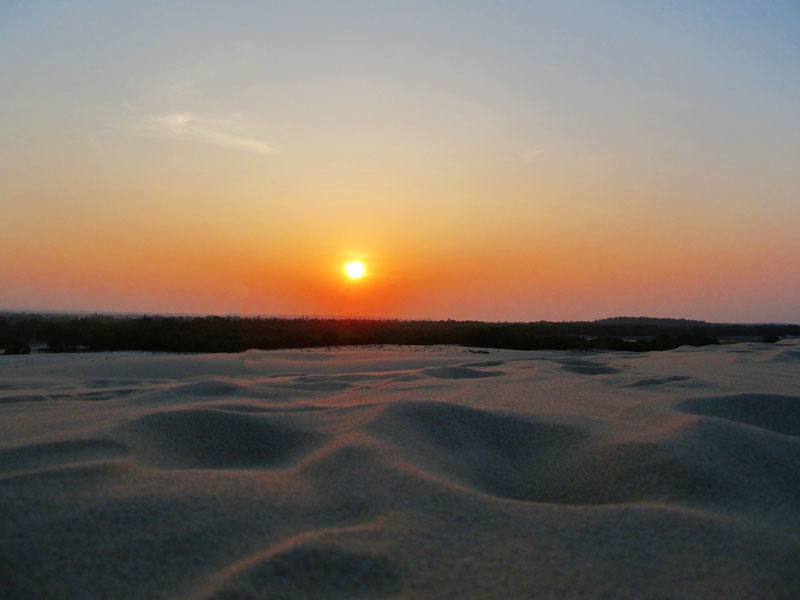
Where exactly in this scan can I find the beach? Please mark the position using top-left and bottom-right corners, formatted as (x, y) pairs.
(1, 341), (799, 598)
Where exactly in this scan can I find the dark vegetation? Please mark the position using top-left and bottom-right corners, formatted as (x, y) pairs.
(1, 313), (797, 355)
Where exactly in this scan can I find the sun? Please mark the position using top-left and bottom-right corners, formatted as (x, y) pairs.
(344, 261), (365, 279)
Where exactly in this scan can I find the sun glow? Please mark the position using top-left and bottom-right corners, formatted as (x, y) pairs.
(344, 261), (365, 279)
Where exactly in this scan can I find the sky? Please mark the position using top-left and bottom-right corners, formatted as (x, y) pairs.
(1, 0), (798, 322)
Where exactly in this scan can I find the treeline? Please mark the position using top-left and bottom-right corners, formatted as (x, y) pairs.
(1, 313), (796, 355)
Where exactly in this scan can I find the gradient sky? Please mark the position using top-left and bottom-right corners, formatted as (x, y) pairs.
(1, 1), (798, 322)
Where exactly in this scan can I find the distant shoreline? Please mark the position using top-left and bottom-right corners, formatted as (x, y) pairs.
(2, 313), (797, 355)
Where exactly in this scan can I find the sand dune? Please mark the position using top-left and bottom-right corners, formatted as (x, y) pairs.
(1, 341), (799, 598)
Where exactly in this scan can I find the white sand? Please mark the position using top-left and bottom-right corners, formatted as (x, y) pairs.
(1, 341), (799, 599)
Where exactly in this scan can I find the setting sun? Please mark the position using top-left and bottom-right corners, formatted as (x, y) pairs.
(344, 261), (365, 279)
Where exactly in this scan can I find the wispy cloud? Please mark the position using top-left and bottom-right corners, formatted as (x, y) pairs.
(521, 147), (546, 164)
(140, 112), (276, 155)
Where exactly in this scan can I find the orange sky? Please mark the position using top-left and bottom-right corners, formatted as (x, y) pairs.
(1, 2), (799, 322)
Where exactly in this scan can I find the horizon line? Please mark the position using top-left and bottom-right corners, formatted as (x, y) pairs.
(1, 308), (797, 327)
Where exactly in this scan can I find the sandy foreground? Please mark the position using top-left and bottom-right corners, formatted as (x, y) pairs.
(1, 341), (799, 599)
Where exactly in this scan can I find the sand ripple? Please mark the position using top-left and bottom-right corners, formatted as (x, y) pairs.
(1, 343), (799, 598)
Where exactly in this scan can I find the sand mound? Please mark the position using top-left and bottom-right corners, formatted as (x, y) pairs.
(556, 358), (623, 375)
(0, 438), (126, 475)
(677, 393), (800, 437)
(762, 348), (800, 363)
(0, 393), (51, 403)
(628, 375), (692, 387)
(665, 417), (800, 516)
(203, 543), (401, 599)
(115, 408), (324, 469)
(1, 341), (799, 598)
(370, 401), (586, 501)
(460, 360), (507, 368)
(421, 366), (505, 379)
(369, 401), (730, 506)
